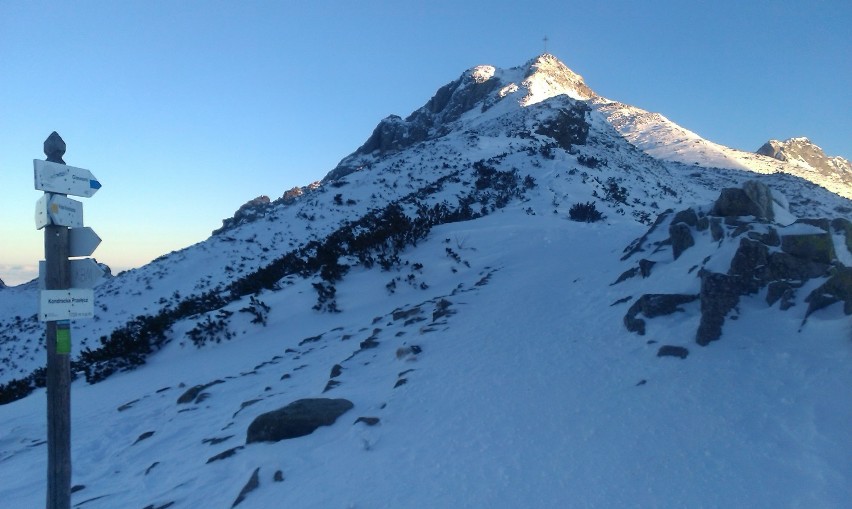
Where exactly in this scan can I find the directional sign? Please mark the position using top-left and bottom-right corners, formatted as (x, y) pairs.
(39, 289), (95, 321)
(34, 159), (101, 197)
(69, 227), (101, 257)
(69, 258), (105, 288)
(38, 259), (106, 290)
(35, 193), (83, 229)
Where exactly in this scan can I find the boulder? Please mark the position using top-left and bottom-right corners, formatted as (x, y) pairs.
(246, 398), (353, 444)
(710, 181), (774, 221)
(671, 208), (699, 227)
(780, 233), (836, 265)
(657, 345), (689, 359)
(743, 180), (775, 222)
(669, 223), (695, 260)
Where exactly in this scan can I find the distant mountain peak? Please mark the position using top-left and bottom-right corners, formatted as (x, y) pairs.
(519, 53), (595, 104)
(756, 137), (852, 188)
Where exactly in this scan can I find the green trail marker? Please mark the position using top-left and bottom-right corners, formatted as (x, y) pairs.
(56, 321), (71, 355)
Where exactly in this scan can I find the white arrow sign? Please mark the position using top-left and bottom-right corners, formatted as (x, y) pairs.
(34, 159), (102, 197)
(38, 259), (105, 289)
(69, 227), (101, 257)
(69, 258), (105, 288)
(39, 289), (95, 321)
(35, 193), (83, 229)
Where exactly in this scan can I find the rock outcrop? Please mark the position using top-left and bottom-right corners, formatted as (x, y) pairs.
(756, 137), (852, 195)
(617, 180), (852, 346)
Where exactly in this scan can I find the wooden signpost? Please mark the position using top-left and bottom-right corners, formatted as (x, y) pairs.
(34, 132), (103, 509)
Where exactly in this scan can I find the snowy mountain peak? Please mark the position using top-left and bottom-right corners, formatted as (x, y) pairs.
(518, 53), (595, 104)
(756, 137), (852, 191)
(325, 54), (595, 181)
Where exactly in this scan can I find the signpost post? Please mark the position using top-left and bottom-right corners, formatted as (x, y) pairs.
(35, 132), (103, 509)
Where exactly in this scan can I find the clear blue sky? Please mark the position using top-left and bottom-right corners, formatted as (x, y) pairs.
(2, 0), (850, 286)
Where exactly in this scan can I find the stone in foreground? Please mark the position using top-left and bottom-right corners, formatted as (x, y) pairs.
(246, 398), (354, 444)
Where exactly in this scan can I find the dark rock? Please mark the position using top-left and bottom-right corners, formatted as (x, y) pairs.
(831, 218), (852, 254)
(231, 467), (260, 508)
(433, 298), (454, 320)
(710, 181), (774, 221)
(202, 436), (234, 446)
(394, 378), (408, 388)
(672, 208), (698, 227)
(359, 338), (379, 350)
(621, 209), (674, 260)
(273, 470), (285, 482)
(329, 364), (343, 378)
(639, 259), (656, 277)
(610, 296), (632, 306)
(731, 224), (751, 238)
(354, 416), (381, 426)
(805, 267), (852, 318)
(206, 446), (244, 463)
(728, 238), (769, 288)
(612, 266), (639, 285)
(747, 227), (780, 246)
(624, 294), (699, 335)
(696, 216), (710, 231)
(766, 251), (830, 281)
(697, 272), (743, 345)
(322, 380), (341, 393)
(669, 223), (695, 260)
(535, 103), (590, 151)
(710, 217), (724, 241)
(392, 307), (421, 321)
(780, 233), (836, 265)
(657, 345), (689, 359)
(142, 503), (175, 509)
(246, 398), (354, 444)
(177, 380), (224, 405)
(117, 399), (140, 412)
(796, 218), (831, 232)
(766, 281), (797, 310)
(71, 485), (85, 493)
(133, 431), (155, 445)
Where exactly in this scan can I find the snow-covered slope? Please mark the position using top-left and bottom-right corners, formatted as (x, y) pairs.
(596, 100), (852, 200)
(1, 54), (850, 508)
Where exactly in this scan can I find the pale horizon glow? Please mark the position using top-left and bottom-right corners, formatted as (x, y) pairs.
(2, 0), (850, 286)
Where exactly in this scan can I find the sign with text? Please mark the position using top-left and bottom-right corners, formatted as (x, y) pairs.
(34, 159), (101, 197)
(38, 258), (105, 290)
(35, 193), (83, 229)
(39, 289), (95, 321)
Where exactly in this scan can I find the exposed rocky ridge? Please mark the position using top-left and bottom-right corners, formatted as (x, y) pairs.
(756, 137), (852, 190)
(617, 180), (852, 345)
(325, 54), (595, 182)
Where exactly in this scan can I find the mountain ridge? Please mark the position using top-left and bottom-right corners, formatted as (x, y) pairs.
(0, 54), (850, 508)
